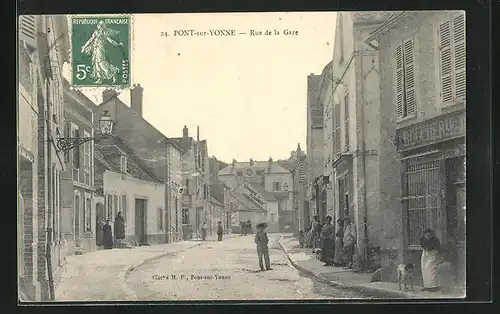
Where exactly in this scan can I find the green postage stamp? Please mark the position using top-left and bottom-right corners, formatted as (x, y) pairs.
(70, 16), (131, 88)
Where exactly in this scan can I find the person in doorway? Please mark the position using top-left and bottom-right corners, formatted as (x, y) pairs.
(310, 215), (320, 253)
(102, 219), (113, 249)
(247, 220), (252, 234)
(342, 216), (356, 269)
(333, 218), (344, 266)
(420, 229), (443, 292)
(254, 222), (272, 271)
(217, 221), (224, 241)
(320, 216), (335, 266)
(201, 222), (207, 241)
(114, 211), (125, 245)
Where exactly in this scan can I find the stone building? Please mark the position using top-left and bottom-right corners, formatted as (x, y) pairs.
(94, 135), (173, 245)
(306, 73), (324, 224)
(366, 11), (466, 284)
(95, 85), (184, 243)
(322, 12), (392, 271)
(60, 81), (98, 254)
(18, 15), (68, 301)
(170, 126), (210, 240)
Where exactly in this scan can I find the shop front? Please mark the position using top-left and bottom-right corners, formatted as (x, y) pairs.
(396, 108), (466, 284)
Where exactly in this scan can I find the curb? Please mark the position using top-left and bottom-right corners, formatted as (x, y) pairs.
(277, 237), (412, 299)
(120, 234), (240, 299)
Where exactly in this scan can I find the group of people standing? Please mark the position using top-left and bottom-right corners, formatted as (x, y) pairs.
(200, 221), (225, 241)
(96, 211), (126, 250)
(299, 214), (357, 269)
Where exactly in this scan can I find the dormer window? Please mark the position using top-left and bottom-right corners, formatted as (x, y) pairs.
(120, 155), (128, 173)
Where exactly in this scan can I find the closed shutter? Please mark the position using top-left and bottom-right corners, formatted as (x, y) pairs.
(453, 14), (466, 101)
(395, 44), (404, 118)
(344, 92), (349, 149)
(64, 122), (71, 163)
(403, 39), (416, 116)
(157, 208), (163, 230)
(439, 20), (453, 104)
(73, 129), (80, 169)
(19, 15), (36, 48)
(333, 101), (341, 155)
(122, 195), (127, 222)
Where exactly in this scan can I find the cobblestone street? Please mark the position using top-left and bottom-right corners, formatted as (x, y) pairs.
(125, 235), (377, 300)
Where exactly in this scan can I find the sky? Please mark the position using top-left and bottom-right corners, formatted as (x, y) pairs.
(72, 12), (336, 163)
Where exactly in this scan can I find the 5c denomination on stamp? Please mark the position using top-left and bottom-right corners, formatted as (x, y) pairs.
(71, 16), (131, 88)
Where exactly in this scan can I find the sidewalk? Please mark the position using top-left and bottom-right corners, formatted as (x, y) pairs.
(55, 234), (238, 301)
(278, 236), (465, 299)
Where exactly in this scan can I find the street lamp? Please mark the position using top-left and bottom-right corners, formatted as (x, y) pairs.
(56, 110), (114, 152)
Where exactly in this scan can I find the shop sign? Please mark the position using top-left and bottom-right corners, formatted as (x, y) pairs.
(396, 109), (465, 152)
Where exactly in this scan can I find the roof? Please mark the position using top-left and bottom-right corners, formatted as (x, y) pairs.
(210, 196), (224, 207)
(210, 182), (225, 204)
(352, 11), (393, 25)
(229, 192), (266, 212)
(218, 160), (291, 176)
(95, 136), (161, 183)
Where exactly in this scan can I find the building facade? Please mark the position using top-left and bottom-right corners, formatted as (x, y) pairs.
(61, 83), (97, 254)
(367, 11), (466, 284)
(18, 14), (68, 301)
(96, 85), (184, 243)
(306, 74), (325, 224)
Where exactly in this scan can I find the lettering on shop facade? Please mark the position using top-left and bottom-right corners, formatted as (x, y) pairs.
(396, 110), (465, 152)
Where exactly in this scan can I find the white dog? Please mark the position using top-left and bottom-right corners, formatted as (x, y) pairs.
(397, 263), (415, 291)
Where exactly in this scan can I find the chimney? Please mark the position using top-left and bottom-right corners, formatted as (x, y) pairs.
(249, 158), (254, 166)
(130, 84), (144, 117)
(268, 157), (273, 172)
(232, 159), (237, 167)
(102, 89), (117, 103)
(183, 125), (189, 138)
(197, 126), (200, 141)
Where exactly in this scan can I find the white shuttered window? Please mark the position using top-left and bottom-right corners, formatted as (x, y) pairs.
(395, 38), (417, 120)
(439, 13), (466, 105)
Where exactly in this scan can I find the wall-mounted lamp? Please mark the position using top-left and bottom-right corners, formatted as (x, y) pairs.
(56, 110), (114, 152)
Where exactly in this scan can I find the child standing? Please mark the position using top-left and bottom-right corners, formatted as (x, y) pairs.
(254, 222), (272, 271)
(298, 230), (305, 248)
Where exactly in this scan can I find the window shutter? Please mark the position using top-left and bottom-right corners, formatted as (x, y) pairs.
(64, 122), (70, 163)
(334, 102), (341, 154)
(403, 39), (416, 116)
(157, 208), (163, 230)
(73, 129), (80, 169)
(395, 44), (404, 118)
(344, 92), (349, 149)
(453, 14), (466, 101)
(19, 15), (36, 48)
(439, 20), (453, 104)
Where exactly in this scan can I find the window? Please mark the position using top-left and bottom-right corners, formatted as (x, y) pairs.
(121, 195), (127, 222)
(72, 127), (80, 181)
(64, 122), (71, 164)
(83, 130), (91, 185)
(84, 195), (92, 232)
(175, 196), (179, 231)
(270, 213), (276, 222)
(395, 38), (417, 120)
(157, 208), (164, 231)
(107, 194), (113, 219)
(236, 171), (243, 176)
(439, 13), (465, 105)
(344, 91), (349, 150)
(273, 182), (281, 191)
(203, 184), (208, 200)
(333, 100), (341, 155)
(182, 207), (189, 225)
(120, 155), (128, 173)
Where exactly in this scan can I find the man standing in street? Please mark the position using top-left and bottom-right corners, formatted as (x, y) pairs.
(217, 221), (224, 241)
(343, 216), (357, 269)
(254, 222), (272, 271)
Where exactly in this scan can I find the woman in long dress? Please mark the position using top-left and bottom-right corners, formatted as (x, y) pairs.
(333, 218), (344, 266)
(102, 219), (113, 249)
(81, 21), (123, 84)
(420, 229), (443, 292)
(320, 216), (335, 266)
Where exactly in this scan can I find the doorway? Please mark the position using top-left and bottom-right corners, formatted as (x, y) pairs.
(95, 202), (105, 246)
(135, 198), (147, 245)
(74, 193), (80, 247)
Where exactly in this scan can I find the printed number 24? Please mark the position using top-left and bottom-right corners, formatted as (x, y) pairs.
(76, 64), (91, 80)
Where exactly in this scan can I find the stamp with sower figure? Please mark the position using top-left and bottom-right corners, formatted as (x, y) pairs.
(71, 16), (131, 88)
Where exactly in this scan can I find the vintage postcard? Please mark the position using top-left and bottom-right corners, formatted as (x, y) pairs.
(17, 11), (466, 302)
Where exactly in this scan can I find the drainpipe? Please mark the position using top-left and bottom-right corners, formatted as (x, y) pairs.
(358, 48), (370, 271)
(45, 82), (55, 300)
(164, 139), (170, 243)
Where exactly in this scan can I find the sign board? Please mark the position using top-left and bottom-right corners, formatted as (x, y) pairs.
(396, 109), (465, 152)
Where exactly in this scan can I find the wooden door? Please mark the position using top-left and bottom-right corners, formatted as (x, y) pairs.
(135, 198), (147, 244)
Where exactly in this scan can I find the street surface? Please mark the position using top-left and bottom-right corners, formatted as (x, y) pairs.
(125, 234), (377, 300)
